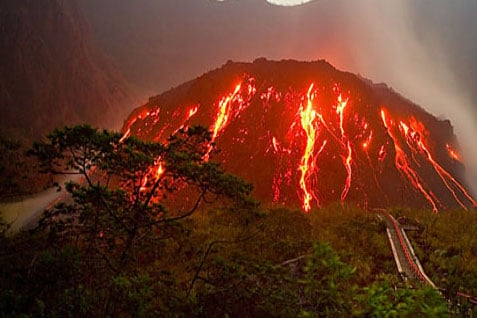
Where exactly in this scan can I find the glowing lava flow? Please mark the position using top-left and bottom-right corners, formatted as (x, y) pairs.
(173, 105), (200, 135)
(336, 94), (352, 202)
(121, 68), (477, 213)
(400, 119), (477, 209)
(446, 144), (461, 162)
(204, 80), (256, 161)
(297, 84), (327, 212)
(363, 131), (373, 150)
(121, 106), (200, 195)
(381, 109), (439, 212)
(212, 83), (241, 142)
(155, 163), (165, 180)
(203, 83), (242, 161)
(120, 109), (157, 143)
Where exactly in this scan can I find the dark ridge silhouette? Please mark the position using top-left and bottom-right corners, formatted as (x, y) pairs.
(0, 0), (136, 140)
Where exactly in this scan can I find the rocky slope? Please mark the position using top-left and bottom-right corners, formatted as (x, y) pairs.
(122, 59), (476, 211)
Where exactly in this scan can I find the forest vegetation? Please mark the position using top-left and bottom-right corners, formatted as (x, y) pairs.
(1, 125), (474, 317)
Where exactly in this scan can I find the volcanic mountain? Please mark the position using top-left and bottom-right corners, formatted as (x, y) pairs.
(122, 59), (476, 212)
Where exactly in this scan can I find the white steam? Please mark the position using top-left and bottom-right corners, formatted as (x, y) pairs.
(331, 1), (477, 195)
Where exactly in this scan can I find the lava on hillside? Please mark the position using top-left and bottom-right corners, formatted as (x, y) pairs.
(122, 59), (476, 212)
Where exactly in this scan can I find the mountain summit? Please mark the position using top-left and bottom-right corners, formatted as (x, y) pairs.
(122, 59), (476, 211)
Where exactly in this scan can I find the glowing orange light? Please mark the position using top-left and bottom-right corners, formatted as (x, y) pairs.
(155, 163), (165, 180)
(188, 105), (199, 118)
(400, 118), (477, 209)
(204, 82), (251, 161)
(297, 84), (326, 212)
(336, 94), (348, 137)
(381, 108), (439, 212)
(212, 84), (241, 142)
(272, 136), (280, 153)
(173, 104), (200, 135)
(336, 94), (352, 203)
(341, 141), (353, 202)
(119, 128), (131, 143)
(446, 144), (461, 162)
(140, 175), (148, 192)
(121, 76), (477, 214)
(120, 108), (156, 142)
(378, 145), (387, 163)
(362, 131), (373, 149)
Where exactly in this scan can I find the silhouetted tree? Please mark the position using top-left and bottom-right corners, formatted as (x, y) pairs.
(25, 125), (255, 315)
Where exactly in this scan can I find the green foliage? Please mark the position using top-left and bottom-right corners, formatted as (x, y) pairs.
(0, 126), (467, 316)
(300, 242), (356, 317)
(193, 255), (300, 317)
(0, 204), (455, 317)
(1, 124), (255, 316)
(29, 125), (254, 271)
(309, 204), (395, 284)
(390, 208), (477, 296)
(355, 282), (448, 317)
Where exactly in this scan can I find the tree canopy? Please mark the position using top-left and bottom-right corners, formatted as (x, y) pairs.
(29, 125), (255, 270)
(0, 125), (451, 317)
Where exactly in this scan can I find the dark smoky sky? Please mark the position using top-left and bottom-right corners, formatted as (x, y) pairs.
(79, 0), (477, 192)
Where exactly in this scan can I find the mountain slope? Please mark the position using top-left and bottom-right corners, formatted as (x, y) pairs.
(0, 0), (135, 139)
(122, 59), (476, 211)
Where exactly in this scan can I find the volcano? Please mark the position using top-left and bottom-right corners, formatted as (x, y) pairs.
(122, 59), (476, 212)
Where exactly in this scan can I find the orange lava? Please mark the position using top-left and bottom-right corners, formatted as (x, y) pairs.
(121, 74), (477, 213)
(400, 118), (477, 209)
(297, 84), (327, 212)
(212, 84), (242, 142)
(204, 80), (256, 161)
(173, 104), (200, 135)
(155, 163), (165, 180)
(336, 94), (352, 202)
(363, 131), (373, 149)
(381, 109), (439, 212)
(446, 143), (461, 162)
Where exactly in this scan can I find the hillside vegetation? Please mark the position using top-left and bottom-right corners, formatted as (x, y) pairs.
(0, 125), (453, 317)
(1, 204), (450, 317)
(391, 208), (477, 296)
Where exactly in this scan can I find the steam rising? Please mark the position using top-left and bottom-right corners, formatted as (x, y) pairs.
(334, 1), (477, 195)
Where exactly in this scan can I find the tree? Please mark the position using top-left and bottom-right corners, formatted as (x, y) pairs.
(26, 125), (255, 315)
(300, 242), (357, 317)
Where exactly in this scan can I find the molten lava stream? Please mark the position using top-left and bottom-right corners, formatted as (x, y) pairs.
(400, 120), (477, 209)
(335, 94), (353, 203)
(211, 84), (241, 142)
(380, 109), (439, 212)
(297, 84), (327, 212)
(446, 144), (461, 162)
(203, 81), (257, 161)
(172, 105), (199, 135)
